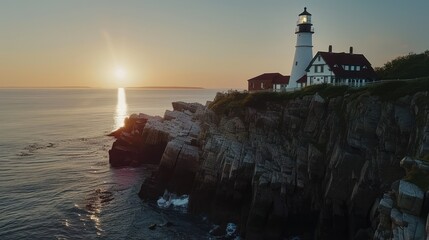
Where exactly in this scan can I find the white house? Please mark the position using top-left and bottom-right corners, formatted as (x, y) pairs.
(246, 8), (378, 92)
(303, 46), (377, 88)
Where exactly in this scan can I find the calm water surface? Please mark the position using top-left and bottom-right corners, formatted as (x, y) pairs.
(0, 88), (220, 239)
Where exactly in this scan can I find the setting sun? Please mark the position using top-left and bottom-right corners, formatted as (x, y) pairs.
(114, 67), (127, 81)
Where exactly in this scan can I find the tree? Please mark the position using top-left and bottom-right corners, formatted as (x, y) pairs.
(375, 51), (429, 80)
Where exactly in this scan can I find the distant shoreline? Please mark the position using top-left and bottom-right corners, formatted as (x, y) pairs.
(0, 86), (206, 90)
(0, 86), (91, 89)
(130, 86), (204, 89)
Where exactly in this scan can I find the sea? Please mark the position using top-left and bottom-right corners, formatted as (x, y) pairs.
(0, 88), (222, 240)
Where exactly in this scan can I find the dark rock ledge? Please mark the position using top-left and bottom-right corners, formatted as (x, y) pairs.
(108, 90), (429, 239)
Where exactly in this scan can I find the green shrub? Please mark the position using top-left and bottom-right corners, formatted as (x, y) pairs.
(367, 78), (429, 101)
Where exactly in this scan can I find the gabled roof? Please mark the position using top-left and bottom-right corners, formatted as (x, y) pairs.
(306, 51), (377, 79)
(248, 73), (290, 84)
(296, 75), (307, 83)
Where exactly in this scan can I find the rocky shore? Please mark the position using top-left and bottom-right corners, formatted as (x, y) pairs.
(109, 87), (429, 239)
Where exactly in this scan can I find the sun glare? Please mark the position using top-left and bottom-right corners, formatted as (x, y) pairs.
(114, 67), (127, 81)
(114, 88), (127, 130)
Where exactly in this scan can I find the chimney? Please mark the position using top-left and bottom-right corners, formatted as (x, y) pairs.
(328, 45), (332, 53)
(349, 46), (353, 54)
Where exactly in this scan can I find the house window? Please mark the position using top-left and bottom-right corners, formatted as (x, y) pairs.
(314, 65), (324, 73)
(344, 65), (349, 71)
(261, 82), (264, 89)
(317, 55), (321, 61)
(351, 66), (355, 71)
(356, 66), (361, 71)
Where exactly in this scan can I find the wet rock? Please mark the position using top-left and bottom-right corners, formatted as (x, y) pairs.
(148, 223), (157, 230)
(159, 221), (173, 227)
(209, 225), (224, 236)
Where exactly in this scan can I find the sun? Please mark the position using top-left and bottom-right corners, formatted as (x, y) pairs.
(114, 67), (127, 81)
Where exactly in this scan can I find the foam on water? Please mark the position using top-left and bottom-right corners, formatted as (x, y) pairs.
(157, 190), (189, 209)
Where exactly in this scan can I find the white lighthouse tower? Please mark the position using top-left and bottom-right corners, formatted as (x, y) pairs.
(288, 7), (314, 90)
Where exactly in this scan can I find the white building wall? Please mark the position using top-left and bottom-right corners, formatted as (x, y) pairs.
(306, 56), (334, 85)
(288, 32), (313, 89)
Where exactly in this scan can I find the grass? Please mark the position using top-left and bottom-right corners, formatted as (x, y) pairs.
(209, 78), (429, 115)
(366, 78), (429, 101)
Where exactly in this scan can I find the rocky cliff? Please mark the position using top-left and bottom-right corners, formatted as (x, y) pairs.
(109, 82), (429, 239)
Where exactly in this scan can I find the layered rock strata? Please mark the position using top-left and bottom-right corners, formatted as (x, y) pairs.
(109, 91), (429, 239)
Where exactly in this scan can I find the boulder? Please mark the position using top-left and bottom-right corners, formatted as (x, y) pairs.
(172, 101), (204, 113)
(397, 180), (424, 216)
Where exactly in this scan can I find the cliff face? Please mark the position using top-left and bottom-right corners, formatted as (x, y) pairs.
(191, 91), (429, 239)
(109, 89), (429, 239)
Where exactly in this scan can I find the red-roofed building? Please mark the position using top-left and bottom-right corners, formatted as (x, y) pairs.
(296, 75), (307, 88)
(247, 73), (290, 92)
(305, 46), (377, 87)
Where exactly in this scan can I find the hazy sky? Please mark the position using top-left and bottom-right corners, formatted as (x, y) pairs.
(1, 1), (428, 89)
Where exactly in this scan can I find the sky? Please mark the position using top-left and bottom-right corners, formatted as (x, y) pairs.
(1, 1), (428, 89)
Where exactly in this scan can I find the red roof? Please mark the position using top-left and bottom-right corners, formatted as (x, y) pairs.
(248, 73), (290, 84)
(296, 75), (307, 83)
(307, 52), (377, 79)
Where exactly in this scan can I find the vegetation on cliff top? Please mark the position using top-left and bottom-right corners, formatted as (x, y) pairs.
(375, 50), (429, 79)
(209, 78), (429, 114)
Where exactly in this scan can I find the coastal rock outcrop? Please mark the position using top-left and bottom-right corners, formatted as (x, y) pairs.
(109, 88), (429, 239)
(374, 157), (429, 240)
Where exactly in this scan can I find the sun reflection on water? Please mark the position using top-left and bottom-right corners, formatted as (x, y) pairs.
(114, 88), (128, 130)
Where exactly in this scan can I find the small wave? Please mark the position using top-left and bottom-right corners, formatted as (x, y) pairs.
(17, 142), (56, 156)
(85, 188), (114, 212)
(156, 190), (189, 210)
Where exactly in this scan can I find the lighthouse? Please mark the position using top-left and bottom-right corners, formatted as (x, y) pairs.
(288, 7), (314, 90)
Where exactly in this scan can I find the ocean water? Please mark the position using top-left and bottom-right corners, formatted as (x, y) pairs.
(0, 88), (220, 239)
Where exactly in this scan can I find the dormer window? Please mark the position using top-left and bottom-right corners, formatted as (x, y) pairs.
(314, 65), (324, 73)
